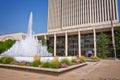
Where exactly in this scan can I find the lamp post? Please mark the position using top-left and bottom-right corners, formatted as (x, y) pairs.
(110, 16), (117, 60)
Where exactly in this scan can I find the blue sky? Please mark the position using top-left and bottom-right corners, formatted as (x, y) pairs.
(0, 0), (120, 35)
(0, 0), (48, 35)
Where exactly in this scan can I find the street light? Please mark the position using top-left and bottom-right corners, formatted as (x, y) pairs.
(110, 16), (117, 60)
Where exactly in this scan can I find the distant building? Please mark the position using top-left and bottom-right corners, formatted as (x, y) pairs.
(0, 33), (26, 41)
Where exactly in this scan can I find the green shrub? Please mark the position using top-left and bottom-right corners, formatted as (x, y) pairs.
(90, 56), (100, 60)
(51, 57), (60, 69)
(60, 58), (72, 66)
(98, 50), (110, 59)
(0, 56), (6, 63)
(0, 58), (2, 63)
(51, 62), (60, 69)
(0, 56), (14, 64)
(80, 56), (86, 63)
(41, 61), (52, 68)
(71, 56), (78, 64)
(71, 58), (78, 63)
(31, 60), (41, 67)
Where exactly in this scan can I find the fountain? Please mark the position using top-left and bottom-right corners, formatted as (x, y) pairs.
(0, 12), (87, 73)
(1, 12), (52, 57)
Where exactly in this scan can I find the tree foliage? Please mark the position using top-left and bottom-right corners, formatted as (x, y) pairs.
(115, 27), (120, 58)
(0, 39), (16, 54)
(41, 38), (46, 46)
(48, 46), (53, 53)
(97, 32), (110, 58)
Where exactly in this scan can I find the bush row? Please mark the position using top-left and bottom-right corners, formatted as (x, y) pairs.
(0, 56), (88, 68)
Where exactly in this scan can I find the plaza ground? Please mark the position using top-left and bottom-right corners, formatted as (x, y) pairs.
(0, 60), (120, 80)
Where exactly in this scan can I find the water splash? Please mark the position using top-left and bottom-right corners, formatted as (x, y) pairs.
(1, 12), (52, 57)
(27, 12), (33, 38)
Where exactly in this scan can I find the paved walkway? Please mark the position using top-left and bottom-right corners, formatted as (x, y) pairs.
(0, 60), (120, 80)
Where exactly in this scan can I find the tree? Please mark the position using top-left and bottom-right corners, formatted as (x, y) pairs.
(48, 46), (53, 53)
(115, 27), (120, 58)
(0, 39), (16, 54)
(41, 38), (47, 46)
(97, 32), (110, 58)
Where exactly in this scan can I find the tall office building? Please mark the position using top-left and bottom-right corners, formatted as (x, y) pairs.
(45, 0), (120, 57)
(48, 0), (119, 32)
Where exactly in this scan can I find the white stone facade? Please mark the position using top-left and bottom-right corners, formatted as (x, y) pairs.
(0, 33), (26, 41)
(48, 0), (119, 32)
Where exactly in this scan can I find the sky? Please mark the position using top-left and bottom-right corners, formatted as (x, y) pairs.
(0, 0), (120, 35)
(0, 0), (48, 35)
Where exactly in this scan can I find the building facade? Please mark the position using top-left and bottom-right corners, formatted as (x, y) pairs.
(48, 0), (119, 32)
(36, 0), (120, 57)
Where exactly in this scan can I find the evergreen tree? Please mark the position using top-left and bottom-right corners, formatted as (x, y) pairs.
(97, 32), (110, 58)
(115, 27), (120, 58)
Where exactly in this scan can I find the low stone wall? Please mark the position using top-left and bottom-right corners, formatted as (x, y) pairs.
(0, 62), (87, 75)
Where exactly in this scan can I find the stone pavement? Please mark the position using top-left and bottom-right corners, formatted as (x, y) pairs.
(0, 60), (120, 80)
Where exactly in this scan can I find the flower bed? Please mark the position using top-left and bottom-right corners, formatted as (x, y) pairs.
(0, 62), (87, 75)
(0, 56), (88, 75)
(0, 56), (87, 69)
